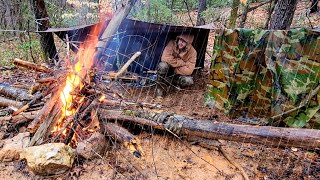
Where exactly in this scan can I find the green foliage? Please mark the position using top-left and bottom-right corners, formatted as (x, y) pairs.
(0, 38), (44, 66)
(132, 0), (176, 24)
(45, 0), (99, 27)
(0, 51), (17, 67)
(171, 0), (198, 12)
(285, 106), (320, 128)
(19, 40), (44, 63)
(201, 0), (233, 23)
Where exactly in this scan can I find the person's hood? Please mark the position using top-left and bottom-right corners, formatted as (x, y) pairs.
(176, 34), (194, 45)
(176, 34), (194, 51)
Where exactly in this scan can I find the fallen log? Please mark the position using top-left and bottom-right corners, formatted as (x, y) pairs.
(100, 98), (161, 109)
(0, 96), (23, 108)
(98, 109), (320, 149)
(0, 110), (39, 125)
(0, 84), (33, 101)
(12, 85), (57, 116)
(13, 58), (53, 73)
(101, 122), (143, 158)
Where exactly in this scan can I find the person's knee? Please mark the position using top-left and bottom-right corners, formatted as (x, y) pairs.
(179, 76), (194, 87)
(157, 62), (170, 75)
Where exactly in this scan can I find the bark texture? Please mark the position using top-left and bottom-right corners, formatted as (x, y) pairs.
(269, 0), (298, 30)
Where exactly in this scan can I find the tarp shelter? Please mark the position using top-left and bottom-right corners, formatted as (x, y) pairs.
(206, 28), (320, 129)
(52, 18), (210, 75)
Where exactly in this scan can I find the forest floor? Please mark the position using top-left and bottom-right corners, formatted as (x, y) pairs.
(0, 1), (320, 180)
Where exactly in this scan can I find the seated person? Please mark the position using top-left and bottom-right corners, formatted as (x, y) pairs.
(156, 34), (197, 97)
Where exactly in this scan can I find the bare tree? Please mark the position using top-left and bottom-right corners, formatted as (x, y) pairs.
(196, 0), (207, 26)
(310, 0), (318, 13)
(229, 0), (240, 28)
(239, 0), (251, 28)
(31, 0), (59, 65)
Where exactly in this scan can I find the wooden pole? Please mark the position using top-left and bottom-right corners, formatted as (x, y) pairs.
(95, 0), (137, 59)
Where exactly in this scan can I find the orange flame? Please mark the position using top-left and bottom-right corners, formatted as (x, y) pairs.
(51, 23), (103, 140)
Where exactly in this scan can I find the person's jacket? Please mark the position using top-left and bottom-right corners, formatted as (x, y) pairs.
(161, 34), (197, 76)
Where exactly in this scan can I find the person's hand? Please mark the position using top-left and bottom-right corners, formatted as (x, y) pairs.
(172, 51), (180, 58)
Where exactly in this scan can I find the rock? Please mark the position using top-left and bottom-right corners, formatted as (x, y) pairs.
(0, 132), (30, 162)
(76, 132), (107, 159)
(20, 143), (75, 175)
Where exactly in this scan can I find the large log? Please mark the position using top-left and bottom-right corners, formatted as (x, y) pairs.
(101, 122), (143, 158)
(0, 96), (23, 108)
(0, 110), (39, 125)
(98, 109), (320, 149)
(0, 84), (33, 101)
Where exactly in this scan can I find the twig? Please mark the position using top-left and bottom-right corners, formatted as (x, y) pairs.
(27, 20), (36, 63)
(236, 0), (272, 18)
(188, 137), (249, 180)
(306, 13), (315, 29)
(183, 0), (195, 26)
(12, 85), (59, 116)
(217, 144), (250, 180)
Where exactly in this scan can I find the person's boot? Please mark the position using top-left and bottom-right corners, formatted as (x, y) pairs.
(155, 62), (170, 99)
(156, 87), (164, 99)
(177, 76), (194, 88)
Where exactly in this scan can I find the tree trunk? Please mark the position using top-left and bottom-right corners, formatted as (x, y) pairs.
(229, 0), (240, 28)
(196, 0), (207, 26)
(31, 0), (59, 65)
(310, 0), (318, 13)
(239, 0), (251, 28)
(269, 0), (298, 30)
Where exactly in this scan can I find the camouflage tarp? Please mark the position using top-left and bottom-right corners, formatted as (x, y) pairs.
(206, 28), (320, 129)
